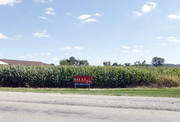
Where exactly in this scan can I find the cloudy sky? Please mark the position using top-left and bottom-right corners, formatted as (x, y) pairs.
(0, 0), (180, 65)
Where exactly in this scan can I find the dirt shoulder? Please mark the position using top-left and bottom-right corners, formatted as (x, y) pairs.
(0, 91), (180, 112)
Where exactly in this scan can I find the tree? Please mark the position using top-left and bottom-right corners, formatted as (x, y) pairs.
(134, 60), (148, 67)
(50, 63), (55, 66)
(59, 56), (89, 66)
(103, 61), (111, 66)
(134, 61), (141, 66)
(124, 63), (131, 66)
(151, 57), (165, 67)
(112, 62), (118, 66)
(68, 56), (78, 65)
(78, 60), (89, 66)
(142, 60), (148, 67)
(60, 59), (69, 66)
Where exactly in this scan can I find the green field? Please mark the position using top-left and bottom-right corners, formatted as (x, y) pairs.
(0, 87), (180, 98)
(0, 65), (180, 88)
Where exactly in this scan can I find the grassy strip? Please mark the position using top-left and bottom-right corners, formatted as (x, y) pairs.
(0, 87), (180, 98)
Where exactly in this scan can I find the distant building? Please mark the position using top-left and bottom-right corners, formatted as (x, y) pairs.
(0, 59), (50, 66)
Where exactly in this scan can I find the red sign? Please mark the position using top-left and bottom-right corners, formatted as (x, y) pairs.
(73, 75), (92, 85)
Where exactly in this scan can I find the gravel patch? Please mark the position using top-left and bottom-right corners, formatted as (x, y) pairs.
(0, 92), (180, 112)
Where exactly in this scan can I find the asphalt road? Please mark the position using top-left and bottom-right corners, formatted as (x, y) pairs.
(0, 92), (180, 122)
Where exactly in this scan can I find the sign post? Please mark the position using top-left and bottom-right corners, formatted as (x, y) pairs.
(73, 75), (92, 90)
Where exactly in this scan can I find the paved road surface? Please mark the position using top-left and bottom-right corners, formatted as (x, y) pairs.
(0, 92), (180, 122)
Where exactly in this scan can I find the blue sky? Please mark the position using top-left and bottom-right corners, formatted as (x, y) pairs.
(0, 0), (180, 65)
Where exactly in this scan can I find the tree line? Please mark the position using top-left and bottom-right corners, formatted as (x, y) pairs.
(59, 56), (89, 66)
(58, 56), (165, 67)
(103, 60), (148, 67)
(103, 57), (165, 67)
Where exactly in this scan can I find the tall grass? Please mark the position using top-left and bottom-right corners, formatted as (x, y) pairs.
(0, 65), (180, 88)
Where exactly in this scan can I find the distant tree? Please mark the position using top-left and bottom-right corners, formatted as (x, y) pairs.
(78, 60), (89, 66)
(68, 56), (78, 65)
(112, 62), (118, 66)
(124, 63), (131, 66)
(142, 60), (148, 67)
(134, 61), (141, 66)
(103, 61), (111, 66)
(50, 63), (55, 66)
(60, 59), (69, 66)
(134, 60), (147, 67)
(60, 57), (89, 66)
(152, 57), (165, 67)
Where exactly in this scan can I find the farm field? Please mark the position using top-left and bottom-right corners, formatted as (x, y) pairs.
(0, 87), (180, 98)
(0, 66), (180, 88)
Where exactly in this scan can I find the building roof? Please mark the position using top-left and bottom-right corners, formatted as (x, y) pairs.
(0, 59), (50, 66)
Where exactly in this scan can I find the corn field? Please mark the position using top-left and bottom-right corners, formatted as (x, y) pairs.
(0, 65), (180, 88)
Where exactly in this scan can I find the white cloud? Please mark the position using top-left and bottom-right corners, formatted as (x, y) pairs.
(60, 46), (73, 51)
(141, 2), (156, 13)
(132, 11), (142, 16)
(168, 13), (180, 19)
(94, 13), (101, 17)
(34, 0), (53, 3)
(74, 46), (83, 50)
(78, 14), (92, 20)
(167, 37), (179, 43)
(0, 33), (9, 40)
(121, 46), (130, 53)
(0, 0), (21, 6)
(33, 30), (49, 38)
(132, 49), (143, 53)
(39, 16), (49, 20)
(60, 46), (84, 51)
(121, 46), (130, 49)
(78, 13), (101, 25)
(0, 33), (23, 40)
(121, 45), (149, 54)
(81, 18), (96, 24)
(45, 8), (56, 15)
(133, 2), (157, 16)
